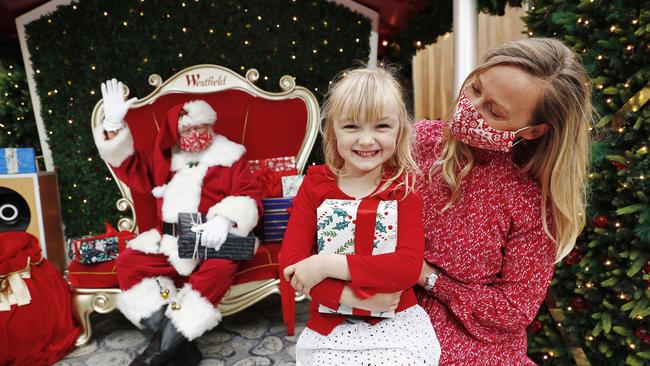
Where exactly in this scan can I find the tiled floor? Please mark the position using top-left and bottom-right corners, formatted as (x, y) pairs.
(55, 296), (311, 366)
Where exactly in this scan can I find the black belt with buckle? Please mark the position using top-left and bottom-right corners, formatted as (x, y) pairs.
(162, 222), (177, 236)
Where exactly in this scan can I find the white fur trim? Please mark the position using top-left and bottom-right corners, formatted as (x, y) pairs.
(162, 135), (246, 224)
(126, 228), (162, 254)
(92, 124), (135, 167)
(178, 100), (217, 131)
(166, 284), (222, 341)
(151, 185), (167, 199)
(116, 276), (176, 328)
(206, 196), (259, 237)
(170, 134), (245, 171)
(160, 234), (199, 276)
(161, 164), (208, 223)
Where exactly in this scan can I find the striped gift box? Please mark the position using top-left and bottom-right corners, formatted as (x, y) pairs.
(262, 197), (293, 242)
(0, 148), (36, 174)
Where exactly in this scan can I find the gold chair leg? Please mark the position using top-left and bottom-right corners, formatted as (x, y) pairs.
(72, 292), (95, 347)
(71, 289), (120, 347)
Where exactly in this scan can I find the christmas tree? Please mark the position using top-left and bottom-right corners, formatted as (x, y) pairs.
(0, 49), (40, 155)
(525, 1), (650, 364)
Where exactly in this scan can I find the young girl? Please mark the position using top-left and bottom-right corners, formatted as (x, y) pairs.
(280, 67), (440, 365)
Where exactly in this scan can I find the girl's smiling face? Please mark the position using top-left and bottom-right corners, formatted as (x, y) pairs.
(334, 101), (399, 178)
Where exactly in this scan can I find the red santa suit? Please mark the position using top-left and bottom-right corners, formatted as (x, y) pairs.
(92, 100), (262, 341)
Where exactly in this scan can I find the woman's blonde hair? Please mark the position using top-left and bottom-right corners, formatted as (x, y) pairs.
(321, 66), (418, 195)
(432, 37), (593, 262)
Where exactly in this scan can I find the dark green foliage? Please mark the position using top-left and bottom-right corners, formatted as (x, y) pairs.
(0, 45), (40, 156)
(525, 1), (650, 364)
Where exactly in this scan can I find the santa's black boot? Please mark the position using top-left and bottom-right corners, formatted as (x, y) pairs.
(140, 305), (167, 336)
(129, 317), (202, 366)
(164, 340), (203, 366)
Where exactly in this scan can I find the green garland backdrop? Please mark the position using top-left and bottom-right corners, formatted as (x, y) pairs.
(23, 0), (370, 237)
(0, 41), (39, 155)
(524, 1), (650, 365)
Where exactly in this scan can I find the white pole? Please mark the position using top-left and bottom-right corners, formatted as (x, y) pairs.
(453, 0), (478, 95)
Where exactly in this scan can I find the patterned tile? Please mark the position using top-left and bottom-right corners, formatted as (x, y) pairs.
(56, 296), (311, 366)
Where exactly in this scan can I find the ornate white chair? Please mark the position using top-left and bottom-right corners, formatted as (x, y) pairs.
(68, 64), (317, 346)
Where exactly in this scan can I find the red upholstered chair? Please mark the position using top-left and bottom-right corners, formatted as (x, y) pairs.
(69, 65), (317, 346)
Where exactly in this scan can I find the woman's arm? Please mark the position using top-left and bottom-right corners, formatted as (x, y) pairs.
(424, 219), (556, 343)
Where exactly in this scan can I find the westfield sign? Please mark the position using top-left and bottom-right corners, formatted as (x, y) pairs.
(185, 73), (227, 87)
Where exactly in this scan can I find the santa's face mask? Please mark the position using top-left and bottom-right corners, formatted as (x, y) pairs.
(179, 129), (212, 153)
(450, 92), (529, 152)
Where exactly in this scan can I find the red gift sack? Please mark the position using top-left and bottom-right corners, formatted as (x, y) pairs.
(0, 232), (79, 366)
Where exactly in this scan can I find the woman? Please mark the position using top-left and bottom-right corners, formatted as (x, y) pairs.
(414, 38), (592, 364)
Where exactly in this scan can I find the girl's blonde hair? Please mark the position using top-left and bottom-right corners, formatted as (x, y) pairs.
(321, 66), (418, 195)
(431, 37), (593, 262)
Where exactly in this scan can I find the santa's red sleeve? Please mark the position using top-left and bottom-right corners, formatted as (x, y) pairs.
(92, 124), (156, 194)
(205, 158), (263, 237)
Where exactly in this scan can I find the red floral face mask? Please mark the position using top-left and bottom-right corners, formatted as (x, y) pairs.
(450, 92), (529, 152)
(179, 130), (212, 153)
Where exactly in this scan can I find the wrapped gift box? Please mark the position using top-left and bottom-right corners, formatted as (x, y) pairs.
(248, 156), (297, 174)
(281, 175), (304, 198)
(66, 223), (133, 265)
(0, 147), (37, 174)
(249, 156), (298, 199)
(316, 198), (398, 318)
(68, 236), (119, 264)
(262, 197), (293, 242)
(176, 213), (256, 260)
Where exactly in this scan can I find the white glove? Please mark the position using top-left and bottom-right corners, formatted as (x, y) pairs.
(193, 215), (231, 251)
(100, 78), (137, 132)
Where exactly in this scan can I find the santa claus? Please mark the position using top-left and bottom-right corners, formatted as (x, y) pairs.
(93, 79), (262, 366)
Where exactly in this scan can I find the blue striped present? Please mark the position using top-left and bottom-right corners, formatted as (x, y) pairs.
(262, 197), (293, 242)
(0, 148), (37, 174)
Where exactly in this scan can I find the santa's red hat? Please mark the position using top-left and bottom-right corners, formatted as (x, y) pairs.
(152, 100), (216, 186)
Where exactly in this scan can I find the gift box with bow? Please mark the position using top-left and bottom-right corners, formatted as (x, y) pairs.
(177, 213), (256, 260)
(248, 156), (297, 198)
(0, 148), (37, 174)
(67, 223), (134, 265)
(316, 198), (398, 318)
